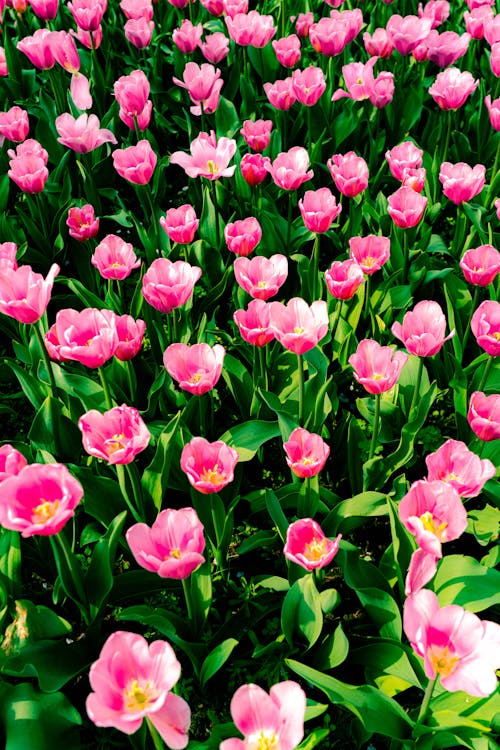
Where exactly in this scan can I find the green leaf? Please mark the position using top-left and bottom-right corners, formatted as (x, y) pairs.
(351, 641), (423, 692)
(221, 354), (254, 417)
(324, 491), (387, 535)
(199, 638), (238, 686)
(141, 412), (181, 512)
(218, 420), (281, 462)
(265, 489), (289, 542)
(467, 505), (500, 547)
(0, 529), (21, 599)
(314, 622), (349, 669)
(84, 511), (127, 622)
(433, 555), (500, 612)
(281, 575), (323, 648)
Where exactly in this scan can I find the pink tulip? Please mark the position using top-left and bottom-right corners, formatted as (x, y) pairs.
(225, 11), (276, 48)
(426, 439), (495, 497)
(0, 106), (29, 143)
(309, 16), (350, 57)
(70, 72), (92, 110)
(399, 479), (467, 557)
(67, 0), (104, 30)
(66, 204), (99, 241)
(349, 339), (408, 394)
(385, 141), (424, 181)
(327, 151), (369, 198)
(330, 8), (363, 43)
(0, 48), (8, 77)
(439, 162), (485, 205)
(220, 682), (305, 750)
(112, 140), (157, 185)
(160, 205), (199, 244)
(124, 18), (154, 48)
(17, 29), (56, 69)
(114, 69), (151, 130)
(180, 436), (238, 493)
(164, 343), (225, 395)
(240, 119), (272, 153)
(0, 445), (27, 484)
(55, 113), (116, 154)
(464, 6), (494, 39)
(0, 463), (83, 537)
(172, 20), (203, 53)
(291, 66), (326, 106)
(471, 300), (500, 355)
(0, 242), (18, 270)
(265, 146), (313, 190)
(298, 187), (341, 233)
(142, 259), (201, 313)
(78, 405), (150, 464)
(324, 258), (365, 300)
(401, 167), (427, 192)
(468, 391), (500, 441)
(9, 138), (48, 162)
(263, 77), (296, 111)
(49, 30), (81, 73)
(233, 299), (274, 346)
(496, 198), (500, 221)
(126, 508), (205, 579)
(86, 631), (191, 744)
(113, 315), (146, 362)
(283, 427), (330, 478)
(0, 263), (59, 324)
(424, 30), (470, 67)
(295, 12), (313, 38)
(403, 589), (500, 697)
(8, 145), (49, 194)
(233, 254), (288, 300)
(428, 67), (478, 110)
(483, 10), (500, 44)
(223, 0), (248, 17)
(28, 0), (59, 20)
(363, 28), (394, 58)
(284, 518), (340, 570)
(45, 308), (118, 368)
(200, 0), (223, 15)
(269, 298), (328, 355)
(405, 548), (439, 596)
(418, 0), (450, 27)
(460, 245), (500, 286)
(173, 62), (222, 107)
(170, 131), (236, 180)
(386, 14), (432, 55)
(224, 217), (262, 257)
(331, 58), (374, 102)
(392, 300), (454, 357)
(198, 32), (230, 63)
(485, 95), (500, 131)
(240, 153), (270, 186)
(272, 34), (301, 68)
(91, 235), (140, 280)
(387, 186), (428, 228)
(349, 235), (390, 274)
(71, 25), (103, 51)
(369, 71), (395, 108)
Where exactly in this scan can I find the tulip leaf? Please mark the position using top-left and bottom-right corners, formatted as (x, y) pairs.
(313, 622), (349, 669)
(324, 491), (388, 535)
(433, 555), (500, 612)
(281, 575), (323, 649)
(84, 511), (127, 622)
(218, 419), (281, 462)
(199, 638), (238, 686)
(141, 411), (182, 511)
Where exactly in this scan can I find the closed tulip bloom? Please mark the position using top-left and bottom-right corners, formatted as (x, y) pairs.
(114, 69), (150, 112)
(114, 315), (146, 361)
(331, 9), (363, 44)
(198, 32), (230, 63)
(349, 338), (408, 394)
(0, 263), (59, 324)
(170, 131), (236, 180)
(387, 186), (428, 228)
(425, 30), (470, 67)
(485, 95), (500, 131)
(263, 77), (296, 111)
(91, 235), (140, 280)
(386, 14), (432, 55)
(0, 445), (27, 484)
(126, 508), (205, 579)
(429, 67), (478, 110)
(404, 589), (500, 697)
(460, 245), (500, 286)
(309, 16), (350, 57)
(418, 0), (450, 27)
(349, 235), (390, 274)
(284, 518), (340, 570)
(66, 204), (99, 241)
(17, 29), (56, 69)
(45, 307), (118, 367)
(86, 631), (191, 745)
(78, 405), (150, 464)
(180, 437), (238, 493)
(28, 0), (59, 21)
(119, 100), (152, 132)
(225, 11), (276, 48)
(67, 0), (104, 31)
(172, 20), (203, 53)
(160, 205), (199, 244)
(240, 153), (270, 186)
(265, 146), (313, 190)
(328, 151), (369, 198)
(221, 682), (305, 750)
(240, 119), (272, 152)
(11, 138), (48, 162)
(269, 298), (328, 354)
(233, 254), (288, 300)
(298, 187), (341, 233)
(363, 28), (394, 57)
(0, 242), (18, 270)
(324, 258), (365, 300)
(471, 300), (500, 355)
(272, 34), (301, 68)
(468, 391), (500, 441)
(142, 258), (202, 313)
(0, 463), (83, 537)
(426, 439), (495, 498)
(483, 9), (500, 44)
(283, 427), (330, 478)
(224, 217), (262, 257)
(125, 18), (154, 48)
(439, 161), (486, 205)
(173, 62), (221, 106)
(295, 12), (313, 38)
(392, 300), (454, 357)
(386, 141), (424, 181)
(291, 66), (326, 106)
(223, 0), (248, 17)
(233, 299), (274, 346)
(49, 30), (81, 73)
(8, 149), (48, 194)
(164, 343), (225, 395)
(401, 166), (427, 192)
(200, 0), (224, 16)
(0, 106), (29, 143)
(112, 140), (157, 185)
(464, 6), (494, 39)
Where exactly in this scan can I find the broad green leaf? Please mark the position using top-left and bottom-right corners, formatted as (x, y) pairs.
(265, 489), (289, 542)
(141, 411), (181, 511)
(84, 511), (127, 622)
(351, 642), (423, 692)
(324, 491), (387, 535)
(433, 555), (500, 612)
(313, 622), (349, 669)
(218, 420), (281, 462)
(199, 638), (238, 686)
(281, 575), (323, 648)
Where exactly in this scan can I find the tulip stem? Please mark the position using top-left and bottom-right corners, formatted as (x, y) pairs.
(331, 300), (343, 355)
(409, 357), (424, 420)
(310, 233), (320, 301)
(417, 677), (437, 724)
(297, 353), (304, 425)
(286, 191), (293, 251)
(116, 464), (142, 523)
(441, 109), (452, 166)
(368, 393), (381, 461)
(146, 717), (166, 750)
(477, 356), (493, 393)
(98, 366), (114, 409)
(33, 319), (58, 398)
(486, 134), (500, 205)
(258, 345), (268, 390)
(461, 286), (480, 359)
(209, 179), (221, 250)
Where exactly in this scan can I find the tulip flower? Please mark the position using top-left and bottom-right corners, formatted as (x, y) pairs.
(387, 186), (428, 228)
(142, 258), (202, 313)
(291, 66), (326, 106)
(391, 300), (454, 357)
(198, 32), (230, 63)
(309, 16), (350, 57)
(327, 151), (369, 198)
(284, 518), (341, 570)
(225, 11), (276, 48)
(114, 69), (152, 130)
(114, 315), (146, 361)
(170, 131), (237, 180)
(283, 428), (330, 478)
(8, 141), (49, 194)
(0, 263), (59, 324)
(425, 439), (495, 497)
(386, 141), (424, 181)
(173, 62), (222, 108)
(160, 205), (199, 244)
(172, 19), (203, 53)
(0, 243), (17, 270)
(233, 299), (274, 346)
(180, 437), (238, 493)
(349, 235), (390, 274)
(0, 106), (29, 143)
(465, 6), (494, 39)
(439, 162), (485, 205)
(263, 78), (296, 111)
(28, 0), (59, 21)
(17, 29), (56, 69)
(428, 67), (478, 110)
(224, 217), (262, 256)
(386, 14), (433, 55)
(45, 307), (118, 368)
(324, 259), (365, 300)
(91, 235), (141, 280)
(164, 343), (225, 395)
(468, 391), (500, 441)
(240, 119), (272, 152)
(67, 0), (105, 31)
(78, 405), (150, 465)
(124, 18), (154, 48)
(0, 445), (27, 484)
(459, 245), (500, 286)
(298, 187), (341, 233)
(240, 153), (270, 186)
(269, 298), (328, 355)
(425, 30), (471, 67)
(272, 34), (301, 68)
(265, 147), (313, 190)
(470, 300), (500, 356)
(363, 28), (394, 57)
(295, 12), (313, 38)
(349, 339), (408, 394)
(66, 204), (99, 241)
(418, 0), (450, 28)
(126, 508), (205, 579)
(86, 631), (191, 745)
(405, 548), (439, 596)
(233, 254), (288, 300)
(403, 589), (500, 697)
(112, 140), (157, 185)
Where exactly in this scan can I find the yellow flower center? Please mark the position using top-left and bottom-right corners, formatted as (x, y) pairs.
(206, 159), (219, 175)
(363, 255), (376, 267)
(494, 332), (500, 341)
(248, 730), (281, 750)
(169, 548), (181, 559)
(106, 433), (126, 455)
(294, 326), (305, 334)
(32, 500), (60, 525)
(200, 464), (226, 484)
(303, 536), (327, 562)
(124, 679), (157, 712)
(420, 511), (448, 541)
(427, 645), (460, 679)
(188, 372), (203, 385)
(257, 280), (267, 288)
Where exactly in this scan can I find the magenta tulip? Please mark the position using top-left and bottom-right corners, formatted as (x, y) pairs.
(425, 439), (495, 497)
(233, 254), (288, 300)
(349, 235), (390, 274)
(233, 299), (274, 346)
(392, 300), (454, 356)
(349, 339), (407, 394)
(327, 151), (369, 198)
(324, 259), (364, 300)
(224, 217), (262, 257)
(142, 258), (202, 313)
(66, 204), (99, 241)
(269, 298), (328, 354)
(283, 427), (330, 478)
(265, 147), (313, 190)
(470, 300), (500, 355)
(0, 445), (27, 484)
(468, 391), (500, 441)
(284, 518), (341, 571)
(240, 119), (272, 152)
(78, 405), (150, 464)
(164, 343), (225, 395)
(91, 235), (140, 280)
(298, 187), (341, 233)
(0, 263), (59, 324)
(160, 205), (199, 245)
(387, 186), (428, 228)
(180, 437), (238, 493)
(45, 308), (118, 368)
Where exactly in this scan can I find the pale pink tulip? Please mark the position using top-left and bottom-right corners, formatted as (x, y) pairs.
(0, 445), (27, 484)
(272, 34), (301, 68)
(28, 0), (59, 20)
(324, 259), (365, 300)
(295, 12), (313, 38)
(0, 106), (29, 142)
(86, 631), (191, 745)
(198, 32), (230, 63)
(269, 298), (328, 354)
(284, 518), (340, 570)
(309, 16), (350, 57)
(485, 95), (500, 131)
(71, 25), (103, 51)
(426, 439), (495, 497)
(8, 144), (48, 194)
(429, 67), (478, 110)
(401, 167), (427, 192)
(164, 343), (225, 395)
(349, 235), (390, 274)
(170, 131), (236, 180)
(464, 6), (494, 39)
(160, 205), (199, 244)
(124, 18), (154, 48)
(392, 300), (454, 357)
(233, 254), (288, 300)
(142, 258), (201, 313)
(45, 307), (118, 368)
(17, 29), (56, 69)
(114, 70), (152, 130)
(49, 29), (81, 73)
(126, 508), (205, 579)
(55, 113), (116, 153)
(225, 11), (276, 48)
(418, 0), (450, 28)
(471, 300), (500, 355)
(224, 217), (262, 257)
(460, 245), (500, 286)
(172, 20), (203, 53)
(67, 0), (104, 30)
(283, 427), (330, 478)
(349, 339), (408, 394)
(298, 187), (341, 233)
(265, 147), (313, 190)
(0, 263), (59, 324)
(180, 437), (238, 493)
(91, 235), (140, 280)
(387, 186), (428, 228)
(328, 151), (368, 198)
(233, 299), (274, 346)
(405, 549), (439, 595)
(331, 58), (376, 102)
(112, 140), (156, 185)
(67, 204), (99, 241)
(439, 162), (485, 205)
(240, 119), (272, 153)
(291, 66), (326, 106)
(70, 73), (92, 110)
(386, 14), (432, 55)
(468, 391), (500, 441)
(223, 0), (248, 17)
(0, 242), (18, 270)
(173, 62), (221, 107)
(263, 77), (296, 110)
(386, 141), (424, 181)
(78, 405), (150, 464)
(424, 30), (470, 67)
(363, 28), (394, 57)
